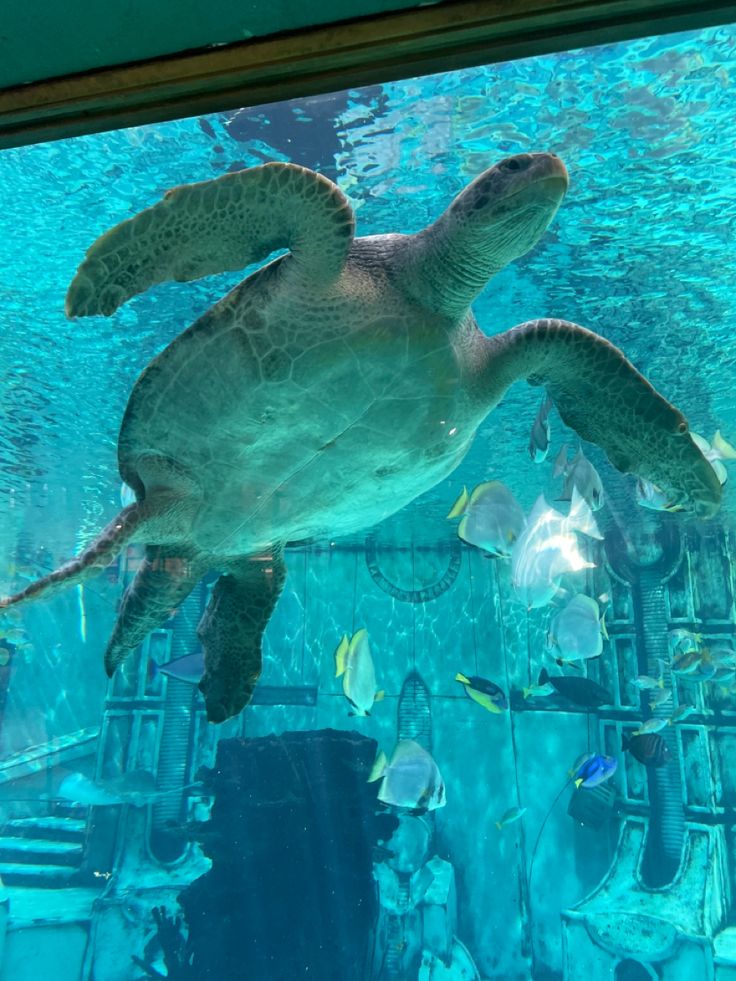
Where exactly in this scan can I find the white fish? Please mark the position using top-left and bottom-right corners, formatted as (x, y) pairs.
(334, 628), (383, 717)
(668, 629), (702, 660)
(692, 430), (736, 485)
(58, 770), (199, 807)
(635, 478), (684, 513)
(547, 593), (607, 663)
(447, 481), (525, 557)
(712, 665), (736, 686)
(368, 740), (446, 813)
(58, 773), (127, 806)
(0, 626), (27, 644)
(528, 395), (553, 463)
(648, 687), (673, 707)
(511, 489), (601, 609)
(633, 718), (669, 736)
(711, 647), (736, 668)
(631, 674), (664, 691)
(669, 703), (697, 723)
(496, 806), (527, 830)
(554, 444), (604, 511)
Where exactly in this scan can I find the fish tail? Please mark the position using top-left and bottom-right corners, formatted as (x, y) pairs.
(574, 778), (583, 788)
(447, 486), (469, 519)
(522, 687), (532, 699)
(455, 672), (470, 685)
(146, 658), (160, 683)
(495, 820), (503, 830)
(713, 430), (736, 460)
(621, 733), (630, 751)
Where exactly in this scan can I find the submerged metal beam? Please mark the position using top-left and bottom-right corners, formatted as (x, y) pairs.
(0, 0), (735, 149)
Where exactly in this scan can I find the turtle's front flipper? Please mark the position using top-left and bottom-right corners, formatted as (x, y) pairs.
(197, 547), (287, 724)
(66, 163), (355, 318)
(104, 545), (209, 676)
(481, 318), (721, 518)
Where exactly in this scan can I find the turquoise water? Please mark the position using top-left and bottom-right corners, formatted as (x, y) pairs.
(0, 21), (734, 981)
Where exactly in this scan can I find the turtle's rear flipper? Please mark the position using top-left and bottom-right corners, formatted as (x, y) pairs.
(0, 504), (143, 612)
(198, 547), (286, 724)
(104, 545), (209, 676)
(484, 318), (722, 519)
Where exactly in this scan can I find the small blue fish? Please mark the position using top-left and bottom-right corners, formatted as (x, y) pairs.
(455, 672), (508, 713)
(570, 752), (617, 789)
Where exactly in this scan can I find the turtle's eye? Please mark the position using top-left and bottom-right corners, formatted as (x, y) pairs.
(501, 155), (531, 173)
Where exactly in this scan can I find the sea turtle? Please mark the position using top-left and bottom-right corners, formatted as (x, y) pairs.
(0, 153), (720, 722)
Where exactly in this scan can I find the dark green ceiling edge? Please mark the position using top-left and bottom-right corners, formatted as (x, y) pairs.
(1, 1), (431, 90)
(1, 0), (735, 150)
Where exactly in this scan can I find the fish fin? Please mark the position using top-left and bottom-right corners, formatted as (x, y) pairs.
(367, 750), (387, 783)
(538, 668), (550, 685)
(600, 612), (609, 640)
(334, 634), (349, 677)
(568, 486), (602, 540)
(447, 486), (469, 519)
(691, 431), (710, 454)
(713, 429), (736, 460)
(349, 627), (368, 655)
(553, 444), (569, 478)
(574, 778), (584, 788)
(374, 689), (385, 702)
(495, 821), (503, 830)
(455, 672), (471, 685)
(527, 494), (551, 526)
(711, 459), (728, 485)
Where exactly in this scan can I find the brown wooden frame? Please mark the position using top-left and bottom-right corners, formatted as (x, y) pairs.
(1, 0), (734, 149)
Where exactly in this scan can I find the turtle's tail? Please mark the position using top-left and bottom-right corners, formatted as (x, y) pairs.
(1, 504), (144, 611)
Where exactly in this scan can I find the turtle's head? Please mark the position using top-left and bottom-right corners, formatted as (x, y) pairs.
(411, 152), (568, 319)
(455, 152), (569, 256)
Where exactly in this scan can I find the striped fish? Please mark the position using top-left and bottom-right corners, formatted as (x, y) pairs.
(622, 731), (671, 767)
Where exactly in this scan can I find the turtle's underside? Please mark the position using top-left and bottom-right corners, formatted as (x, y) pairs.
(0, 154), (720, 722)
